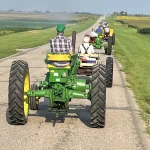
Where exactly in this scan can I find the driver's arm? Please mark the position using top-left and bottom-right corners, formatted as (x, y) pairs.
(68, 39), (74, 56)
(69, 49), (74, 56)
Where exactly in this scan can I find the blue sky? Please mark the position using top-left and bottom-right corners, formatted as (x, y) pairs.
(0, 0), (150, 14)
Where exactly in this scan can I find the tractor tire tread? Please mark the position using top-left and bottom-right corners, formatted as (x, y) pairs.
(90, 64), (106, 128)
(8, 60), (29, 125)
(106, 57), (113, 87)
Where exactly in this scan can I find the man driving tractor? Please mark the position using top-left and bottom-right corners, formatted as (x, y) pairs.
(50, 24), (74, 56)
(48, 24), (74, 66)
(102, 24), (110, 37)
(95, 26), (103, 34)
(90, 28), (98, 37)
(78, 36), (95, 54)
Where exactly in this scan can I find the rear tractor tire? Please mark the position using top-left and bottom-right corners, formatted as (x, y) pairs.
(29, 83), (39, 110)
(8, 60), (30, 125)
(90, 64), (106, 128)
(107, 36), (112, 55)
(106, 57), (113, 87)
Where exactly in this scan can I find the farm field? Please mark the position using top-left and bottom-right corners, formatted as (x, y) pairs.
(0, 19), (78, 35)
(115, 16), (150, 34)
(107, 17), (150, 133)
(0, 12), (95, 20)
(0, 12), (99, 58)
(0, 12), (92, 36)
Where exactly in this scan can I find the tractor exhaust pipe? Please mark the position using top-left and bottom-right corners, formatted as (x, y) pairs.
(72, 31), (76, 53)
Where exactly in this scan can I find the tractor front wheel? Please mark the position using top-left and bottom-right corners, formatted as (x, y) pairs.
(29, 83), (39, 110)
(8, 60), (30, 125)
(106, 57), (113, 87)
(90, 64), (106, 128)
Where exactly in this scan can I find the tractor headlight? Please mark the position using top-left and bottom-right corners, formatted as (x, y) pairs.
(62, 72), (67, 78)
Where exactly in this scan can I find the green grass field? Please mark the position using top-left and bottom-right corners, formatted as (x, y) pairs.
(114, 16), (150, 34)
(116, 18), (150, 28)
(0, 17), (98, 58)
(107, 18), (150, 133)
(0, 19), (78, 34)
(0, 12), (92, 36)
(123, 20), (150, 28)
(0, 12), (96, 36)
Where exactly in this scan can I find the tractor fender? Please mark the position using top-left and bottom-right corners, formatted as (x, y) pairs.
(109, 29), (114, 36)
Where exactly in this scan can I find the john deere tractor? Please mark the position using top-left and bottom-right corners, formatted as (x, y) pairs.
(7, 31), (107, 128)
(90, 33), (113, 55)
(102, 27), (115, 55)
(100, 21), (115, 46)
(90, 33), (106, 49)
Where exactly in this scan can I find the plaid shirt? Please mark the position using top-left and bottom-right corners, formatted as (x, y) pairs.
(50, 33), (73, 53)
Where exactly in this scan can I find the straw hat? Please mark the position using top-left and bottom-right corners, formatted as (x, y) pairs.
(83, 36), (90, 43)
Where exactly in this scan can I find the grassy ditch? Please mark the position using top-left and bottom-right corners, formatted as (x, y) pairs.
(107, 17), (150, 133)
(114, 16), (150, 34)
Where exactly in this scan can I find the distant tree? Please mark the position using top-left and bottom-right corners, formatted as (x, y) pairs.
(33, 10), (42, 13)
(118, 11), (128, 16)
(45, 10), (50, 13)
(8, 9), (14, 12)
(113, 12), (119, 16)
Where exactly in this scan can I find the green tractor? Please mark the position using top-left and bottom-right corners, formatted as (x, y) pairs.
(90, 34), (107, 49)
(103, 28), (115, 46)
(102, 29), (115, 55)
(7, 31), (107, 128)
(90, 33), (113, 55)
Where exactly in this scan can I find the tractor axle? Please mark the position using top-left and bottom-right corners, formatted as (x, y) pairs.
(27, 89), (89, 99)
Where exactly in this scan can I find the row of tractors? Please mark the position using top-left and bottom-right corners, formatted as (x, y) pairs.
(89, 23), (115, 55)
(7, 21), (115, 128)
(77, 20), (115, 85)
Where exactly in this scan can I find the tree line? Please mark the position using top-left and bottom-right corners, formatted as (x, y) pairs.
(113, 11), (150, 17)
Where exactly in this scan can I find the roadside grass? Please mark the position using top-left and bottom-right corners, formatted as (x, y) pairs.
(114, 16), (150, 28)
(107, 18), (150, 133)
(0, 17), (98, 58)
(114, 16), (150, 34)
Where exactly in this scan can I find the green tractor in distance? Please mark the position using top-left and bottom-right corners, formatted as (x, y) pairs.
(90, 33), (113, 55)
(90, 34), (107, 49)
(7, 31), (107, 128)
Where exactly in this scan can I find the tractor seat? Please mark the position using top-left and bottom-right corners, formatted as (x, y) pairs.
(46, 53), (71, 68)
(47, 61), (70, 67)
